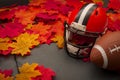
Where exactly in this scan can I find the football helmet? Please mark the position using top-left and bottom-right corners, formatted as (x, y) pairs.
(64, 3), (108, 59)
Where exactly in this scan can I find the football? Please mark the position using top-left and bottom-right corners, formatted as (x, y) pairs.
(90, 31), (120, 71)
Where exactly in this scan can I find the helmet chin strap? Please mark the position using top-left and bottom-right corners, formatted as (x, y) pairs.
(67, 43), (79, 55)
(67, 43), (90, 55)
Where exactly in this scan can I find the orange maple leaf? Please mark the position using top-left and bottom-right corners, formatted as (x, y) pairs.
(52, 21), (64, 36)
(29, 6), (58, 16)
(31, 22), (51, 35)
(58, 13), (68, 22)
(28, 6), (45, 14)
(29, 0), (47, 6)
(15, 9), (37, 25)
(54, 0), (66, 4)
(107, 13), (120, 21)
(0, 73), (14, 80)
(0, 38), (11, 50)
(92, 0), (104, 3)
(0, 8), (10, 12)
(15, 63), (41, 80)
(37, 36), (47, 44)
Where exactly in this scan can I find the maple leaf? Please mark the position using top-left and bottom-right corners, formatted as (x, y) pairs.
(58, 13), (68, 22)
(0, 69), (13, 78)
(46, 10), (59, 15)
(0, 38), (10, 50)
(107, 13), (120, 21)
(0, 9), (15, 20)
(29, 0), (47, 6)
(25, 24), (33, 30)
(0, 37), (12, 55)
(0, 8), (10, 12)
(58, 4), (74, 16)
(37, 33), (53, 44)
(10, 32), (39, 56)
(43, 0), (73, 16)
(32, 65), (56, 80)
(54, 0), (66, 4)
(6, 22), (25, 35)
(36, 12), (59, 24)
(66, 0), (84, 9)
(0, 73), (14, 80)
(52, 35), (64, 48)
(37, 36), (48, 44)
(0, 22), (24, 38)
(0, 47), (13, 55)
(107, 18), (120, 31)
(31, 22), (54, 44)
(15, 63), (41, 80)
(82, 0), (92, 2)
(108, 0), (120, 11)
(52, 21), (64, 36)
(28, 6), (46, 15)
(15, 9), (36, 25)
(44, 0), (62, 11)
(92, 0), (103, 3)
(51, 21), (64, 48)
(107, 13), (120, 31)
(31, 22), (51, 35)
(0, 25), (6, 38)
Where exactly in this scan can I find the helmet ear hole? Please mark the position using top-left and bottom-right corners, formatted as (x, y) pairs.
(95, 10), (98, 15)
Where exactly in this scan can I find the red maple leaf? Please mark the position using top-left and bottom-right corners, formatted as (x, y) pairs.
(32, 65), (55, 80)
(58, 4), (74, 16)
(107, 18), (120, 31)
(36, 13), (59, 24)
(107, 13), (120, 31)
(108, 0), (120, 11)
(0, 9), (15, 20)
(0, 69), (13, 77)
(44, 0), (61, 10)
(66, 0), (84, 9)
(0, 22), (24, 38)
(0, 47), (13, 55)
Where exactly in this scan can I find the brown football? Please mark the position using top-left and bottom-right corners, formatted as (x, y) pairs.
(90, 31), (120, 71)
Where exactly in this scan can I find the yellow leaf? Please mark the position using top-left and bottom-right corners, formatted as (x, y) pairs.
(25, 24), (33, 29)
(0, 73), (14, 80)
(10, 32), (39, 56)
(0, 38), (11, 50)
(52, 35), (64, 48)
(51, 21), (64, 48)
(15, 63), (41, 80)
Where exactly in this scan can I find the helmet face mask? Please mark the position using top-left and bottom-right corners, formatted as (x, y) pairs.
(64, 22), (100, 58)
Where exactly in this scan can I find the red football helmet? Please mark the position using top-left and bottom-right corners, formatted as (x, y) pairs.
(64, 3), (108, 59)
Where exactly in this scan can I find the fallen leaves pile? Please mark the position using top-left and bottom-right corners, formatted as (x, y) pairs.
(0, 63), (55, 80)
(0, 0), (120, 80)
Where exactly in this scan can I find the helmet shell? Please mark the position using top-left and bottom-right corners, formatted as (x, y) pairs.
(68, 3), (107, 33)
